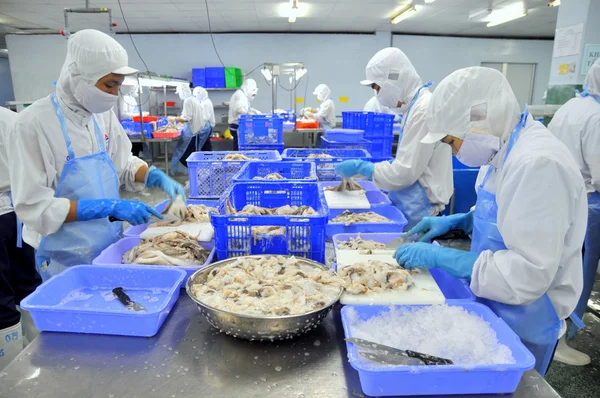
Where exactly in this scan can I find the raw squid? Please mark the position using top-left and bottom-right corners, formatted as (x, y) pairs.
(148, 204), (217, 228)
(330, 210), (392, 226)
(337, 234), (387, 253)
(325, 177), (365, 192)
(224, 154), (256, 160)
(123, 231), (210, 266)
(339, 260), (414, 295)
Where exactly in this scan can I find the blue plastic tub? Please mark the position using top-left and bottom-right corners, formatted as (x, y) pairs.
(318, 180), (380, 192)
(327, 206), (407, 238)
(331, 233), (474, 303)
(238, 114), (284, 145)
(204, 67), (225, 88)
(233, 161), (317, 183)
(341, 303), (536, 396)
(239, 143), (284, 153)
(321, 137), (373, 154)
(123, 198), (218, 237)
(281, 148), (371, 181)
(93, 237), (215, 282)
(187, 150), (282, 198)
(212, 182), (328, 262)
(192, 68), (206, 88)
(342, 112), (394, 137)
(369, 135), (394, 158)
(325, 128), (364, 142)
(20, 265), (186, 337)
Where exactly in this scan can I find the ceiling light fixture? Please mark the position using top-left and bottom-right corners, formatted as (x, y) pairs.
(261, 67), (273, 82)
(391, 2), (418, 25)
(486, 1), (527, 27)
(424, 0), (436, 3)
(548, 1), (561, 7)
(289, 0), (299, 23)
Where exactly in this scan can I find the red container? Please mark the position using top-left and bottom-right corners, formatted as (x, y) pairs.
(296, 121), (319, 129)
(152, 131), (180, 139)
(133, 116), (158, 123)
(163, 101), (176, 107)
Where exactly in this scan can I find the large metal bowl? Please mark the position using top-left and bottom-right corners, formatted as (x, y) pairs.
(186, 255), (343, 341)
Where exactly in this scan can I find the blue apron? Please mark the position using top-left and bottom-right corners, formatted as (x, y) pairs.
(196, 122), (212, 151)
(36, 94), (121, 280)
(472, 105), (580, 376)
(388, 81), (432, 231)
(171, 122), (194, 172)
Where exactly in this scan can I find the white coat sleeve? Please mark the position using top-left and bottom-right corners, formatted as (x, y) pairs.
(234, 92), (248, 115)
(372, 105), (434, 191)
(105, 111), (146, 192)
(470, 157), (573, 305)
(6, 116), (70, 237)
(581, 113), (600, 192)
(181, 97), (194, 121)
(314, 100), (333, 121)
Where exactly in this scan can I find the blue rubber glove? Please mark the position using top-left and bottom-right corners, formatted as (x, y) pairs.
(145, 166), (185, 201)
(394, 242), (480, 279)
(406, 212), (474, 242)
(335, 160), (374, 179)
(77, 199), (163, 226)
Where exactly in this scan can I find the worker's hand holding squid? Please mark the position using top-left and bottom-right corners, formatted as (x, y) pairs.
(335, 160), (374, 179)
(394, 242), (479, 279)
(77, 199), (163, 226)
(406, 212), (473, 242)
(145, 166), (185, 202)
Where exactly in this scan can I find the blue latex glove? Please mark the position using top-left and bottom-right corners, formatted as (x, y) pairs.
(394, 242), (480, 279)
(406, 212), (474, 242)
(145, 166), (185, 201)
(335, 160), (374, 179)
(77, 199), (163, 226)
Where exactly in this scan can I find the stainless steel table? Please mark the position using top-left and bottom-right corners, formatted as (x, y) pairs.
(0, 296), (561, 398)
(129, 137), (178, 175)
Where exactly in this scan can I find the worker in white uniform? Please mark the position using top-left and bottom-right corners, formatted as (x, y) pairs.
(546, 58), (600, 366)
(363, 92), (401, 124)
(394, 67), (587, 376)
(0, 107), (41, 370)
(6, 29), (184, 281)
(336, 48), (453, 230)
(119, 84), (144, 158)
(304, 84), (336, 130)
(228, 78), (260, 151)
(169, 84), (205, 172)
(192, 86), (215, 152)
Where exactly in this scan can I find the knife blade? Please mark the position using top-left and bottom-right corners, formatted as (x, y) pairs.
(108, 213), (180, 223)
(112, 287), (147, 312)
(385, 234), (418, 250)
(346, 337), (453, 366)
(358, 351), (422, 366)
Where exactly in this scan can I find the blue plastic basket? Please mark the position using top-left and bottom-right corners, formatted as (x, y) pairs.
(20, 265), (186, 337)
(205, 67), (225, 88)
(327, 205), (407, 238)
(369, 135), (394, 158)
(325, 128), (364, 142)
(331, 233), (475, 303)
(281, 148), (372, 181)
(212, 182), (328, 262)
(233, 161), (317, 183)
(93, 237), (215, 282)
(238, 115), (284, 145)
(192, 68), (206, 87)
(187, 150), (282, 198)
(238, 143), (284, 153)
(341, 303), (536, 396)
(342, 112), (394, 137)
(123, 199), (219, 237)
(321, 137), (373, 154)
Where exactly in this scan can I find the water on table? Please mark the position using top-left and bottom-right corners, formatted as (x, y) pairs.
(57, 286), (171, 312)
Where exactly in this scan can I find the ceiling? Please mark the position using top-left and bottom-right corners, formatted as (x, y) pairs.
(0, 0), (558, 48)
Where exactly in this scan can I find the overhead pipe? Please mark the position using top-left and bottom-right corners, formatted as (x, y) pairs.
(61, 1), (117, 38)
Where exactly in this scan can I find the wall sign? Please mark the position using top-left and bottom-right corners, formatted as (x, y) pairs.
(581, 44), (600, 75)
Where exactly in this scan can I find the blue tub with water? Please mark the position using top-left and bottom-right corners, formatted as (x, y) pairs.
(20, 265), (186, 337)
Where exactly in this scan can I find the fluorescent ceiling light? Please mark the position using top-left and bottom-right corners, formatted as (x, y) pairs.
(424, 0), (436, 3)
(295, 68), (307, 80)
(391, 3), (419, 25)
(289, 0), (299, 23)
(261, 67), (272, 82)
(486, 2), (527, 27)
(548, 0), (561, 7)
(486, 11), (526, 27)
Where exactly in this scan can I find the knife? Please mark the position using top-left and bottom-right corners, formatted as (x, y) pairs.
(346, 337), (453, 366)
(108, 213), (180, 223)
(385, 234), (419, 250)
(112, 287), (147, 312)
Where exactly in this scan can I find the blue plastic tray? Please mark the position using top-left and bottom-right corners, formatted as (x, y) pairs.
(187, 150), (282, 198)
(238, 114), (284, 145)
(325, 128), (364, 142)
(20, 265), (186, 337)
(93, 238), (215, 282)
(233, 161), (317, 183)
(327, 206), (407, 238)
(341, 303), (536, 396)
(281, 149), (371, 181)
(212, 182), (328, 262)
(321, 137), (373, 154)
(123, 198), (218, 237)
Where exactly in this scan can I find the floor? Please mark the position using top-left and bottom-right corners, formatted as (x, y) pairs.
(121, 168), (600, 398)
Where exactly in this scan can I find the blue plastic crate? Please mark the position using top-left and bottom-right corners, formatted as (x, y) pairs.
(369, 135), (394, 158)
(341, 303), (535, 396)
(20, 265), (186, 337)
(275, 110), (296, 122)
(342, 112), (394, 137)
(327, 205), (407, 238)
(187, 150), (282, 198)
(192, 68), (206, 87)
(281, 148), (372, 181)
(123, 199), (219, 237)
(233, 161), (317, 183)
(205, 67), (225, 88)
(238, 115), (284, 145)
(212, 182), (329, 262)
(239, 143), (284, 153)
(325, 128), (364, 142)
(321, 137), (373, 154)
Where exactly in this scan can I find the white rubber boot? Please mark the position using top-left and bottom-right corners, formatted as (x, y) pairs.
(553, 335), (591, 366)
(0, 322), (24, 371)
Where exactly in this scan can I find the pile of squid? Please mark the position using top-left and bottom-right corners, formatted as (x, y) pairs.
(330, 210), (392, 225)
(224, 154), (257, 161)
(123, 231), (210, 266)
(148, 204), (217, 228)
(339, 260), (414, 295)
(337, 234), (387, 253)
(325, 177), (365, 192)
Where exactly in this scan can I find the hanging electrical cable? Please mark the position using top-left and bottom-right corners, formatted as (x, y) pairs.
(116, 0), (150, 73)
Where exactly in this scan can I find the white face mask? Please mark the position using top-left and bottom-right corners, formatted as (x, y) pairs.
(377, 82), (400, 109)
(455, 132), (500, 167)
(75, 82), (118, 114)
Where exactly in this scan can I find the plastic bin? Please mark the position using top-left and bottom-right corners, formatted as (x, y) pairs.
(325, 129), (364, 142)
(187, 150), (282, 198)
(192, 68), (206, 88)
(239, 143), (284, 153)
(233, 161), (317, 183)
(205, 67), (225, 88)
(341, 303), (536, 396)
(281, 148), (372, 181)
(123, 199), (219, 237)
(326, 205), (407, 238)
(369, 135), (394, 158)
(93, 237), (215, 282)
(20, 265), (186, 337)
(212, 182), (328, 262)
(321, 137), (373, 153)
(296, 121), (319, 129)
(342, 112), (395, 137)
(331, 233), (474, 303)
(132, 115), (158, 123)
(238, 115), (284, 145)
(225, 67), (243, 88)
(152, 131), (180, 139)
